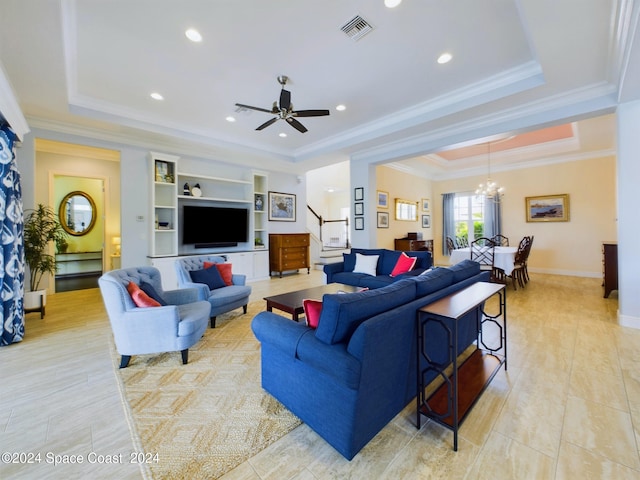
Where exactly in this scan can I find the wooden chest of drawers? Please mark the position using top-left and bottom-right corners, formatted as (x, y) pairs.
(394, 238), (434, 253)
(269, 233), (311, 278)
(602, 242), (618, 298)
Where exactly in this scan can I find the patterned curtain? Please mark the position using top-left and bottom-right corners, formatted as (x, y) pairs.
(0, 124), (24, 346)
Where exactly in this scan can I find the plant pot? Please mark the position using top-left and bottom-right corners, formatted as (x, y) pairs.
(24, 290), (46, 310)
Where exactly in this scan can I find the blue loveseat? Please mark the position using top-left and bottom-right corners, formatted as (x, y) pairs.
(323, 248), (433, 288)
(252, 259), (489, 460)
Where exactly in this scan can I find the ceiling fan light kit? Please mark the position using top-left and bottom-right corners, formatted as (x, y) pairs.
(235, 76), (330, 133)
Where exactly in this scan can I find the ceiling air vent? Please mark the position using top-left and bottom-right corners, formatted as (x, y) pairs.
(340, 15), (374, 41)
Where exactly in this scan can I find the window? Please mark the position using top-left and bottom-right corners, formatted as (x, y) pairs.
(453, 194), (486, 243)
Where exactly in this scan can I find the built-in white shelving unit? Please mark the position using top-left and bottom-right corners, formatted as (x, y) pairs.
(148, 153), (270, 287)
(253, 171), (269, 251)
(149, 152), (179, 257)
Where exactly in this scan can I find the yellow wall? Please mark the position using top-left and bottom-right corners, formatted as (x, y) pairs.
(432, 155), (617, 275)
(375, 165), (433, 249)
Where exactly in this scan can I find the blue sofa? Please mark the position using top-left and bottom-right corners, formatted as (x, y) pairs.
(252, 259), (489, 460)
(323, 248), (433, 288)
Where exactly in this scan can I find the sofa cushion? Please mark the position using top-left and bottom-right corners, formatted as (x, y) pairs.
(190, 265), (226, 290)
(315, 279), (417, 345)
(139, 281), (168, 306)
(448, 259), (481, 283)
(406, 251), (433, 269)
(358, 275), (397, 289)
(303, 299), (323, 328)
(390, 252), (417, 277)
(126, 281), (161, 308)
(413, 267), (454, 297)
(379, 250), (401, 275)
(353, 253), (379, 276)
(342, 252), (357, 272)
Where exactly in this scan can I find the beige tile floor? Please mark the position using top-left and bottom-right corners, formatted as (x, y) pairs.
(1, 270), (638, 479)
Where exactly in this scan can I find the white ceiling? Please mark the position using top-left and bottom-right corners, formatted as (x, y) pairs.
(0, 0), (637, 177)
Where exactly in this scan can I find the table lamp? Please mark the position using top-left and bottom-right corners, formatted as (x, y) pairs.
(112, 236), (121, 256)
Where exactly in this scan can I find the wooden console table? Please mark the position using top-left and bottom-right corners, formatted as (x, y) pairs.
(416, 281), (506, 451)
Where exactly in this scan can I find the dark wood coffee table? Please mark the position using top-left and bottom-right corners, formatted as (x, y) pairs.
(264, 283), (360, 321)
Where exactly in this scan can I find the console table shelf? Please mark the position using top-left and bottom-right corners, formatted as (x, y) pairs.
(416, 281), (507, 451)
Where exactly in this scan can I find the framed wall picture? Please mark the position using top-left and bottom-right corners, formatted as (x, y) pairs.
(377, 190), (389, 208)
(525, 194), (570, 222)
(422, 214), (431, 228)
(354, 216), (364, 230)
(421, 198), (431, 212)
(268, 191), (296, 221)
(354, 202), (364, 216)
(377, 211), (389, 228)
(354, 187), (364, 201)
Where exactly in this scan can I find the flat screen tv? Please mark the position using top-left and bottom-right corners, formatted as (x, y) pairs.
(182, 205), (248, 247)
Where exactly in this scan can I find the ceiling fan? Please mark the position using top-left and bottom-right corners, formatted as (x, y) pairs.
(235, 76), (330, 133)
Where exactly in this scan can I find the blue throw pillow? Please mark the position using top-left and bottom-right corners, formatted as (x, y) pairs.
(343, 253), (356, 272)
(139, 281), (168, 306)
(190, 266), (226, 290)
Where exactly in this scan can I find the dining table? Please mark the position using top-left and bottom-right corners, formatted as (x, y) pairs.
(450, 246), (518, 275)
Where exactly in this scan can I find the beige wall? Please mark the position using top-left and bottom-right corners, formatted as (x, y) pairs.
(375, 165), (433, 250)
(432, 155), (617, 276)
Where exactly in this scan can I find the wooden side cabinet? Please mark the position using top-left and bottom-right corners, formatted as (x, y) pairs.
(602, 242), (618, 298)
(269, 233), (310, 278)
(394, 238), (433, 252)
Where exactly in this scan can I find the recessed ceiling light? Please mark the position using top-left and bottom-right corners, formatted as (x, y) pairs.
(384, 0), (402, 8)
(185, 28), (202, 43)
(336, 104), (346, 111)
(150, 92), (164, 100)
(226, 116), (236, 122)
(437, 52), (452, 64)
(279, 132), (287, 138)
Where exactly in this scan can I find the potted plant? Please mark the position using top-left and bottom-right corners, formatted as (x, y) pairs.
(23, 204), (68, 310)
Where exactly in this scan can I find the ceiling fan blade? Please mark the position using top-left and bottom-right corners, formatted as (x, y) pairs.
(291, 109), (330, 117)
(235, 103), (273, 114)
(256, 117), (278, 131)
(286, 117), (308, 133)
(279, 89), (291, 111)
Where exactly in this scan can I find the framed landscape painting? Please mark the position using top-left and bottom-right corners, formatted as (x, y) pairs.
(525, 194), (570, 222)
(268, 191), (296, 221)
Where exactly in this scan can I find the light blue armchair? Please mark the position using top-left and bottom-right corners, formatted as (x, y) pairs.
(98, 266), (210, 368)
(175, 255), (252, 328)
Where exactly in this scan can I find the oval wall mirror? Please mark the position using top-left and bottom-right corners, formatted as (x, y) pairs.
(59, 191), (97, 236)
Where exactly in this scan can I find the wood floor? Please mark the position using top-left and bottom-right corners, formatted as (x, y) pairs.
(1, 270), (638, 479)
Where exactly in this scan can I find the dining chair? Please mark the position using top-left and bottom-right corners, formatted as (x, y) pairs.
(492, 234), (509, 246)
(446, 236), (456, 255)
(456, 236), (469, 248)
(470, 237), (502, 282)
(505, 236), (532, 290)
(521, 235), (534, 283)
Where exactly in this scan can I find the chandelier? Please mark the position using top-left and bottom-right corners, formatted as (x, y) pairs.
(475, 141), (504, 200)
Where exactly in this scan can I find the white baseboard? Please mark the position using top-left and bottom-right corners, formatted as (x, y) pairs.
(527, 267), (601, 278)
(619, 313), (640, 330)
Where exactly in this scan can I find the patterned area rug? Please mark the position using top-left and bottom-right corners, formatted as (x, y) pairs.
(112, 302), (301, 479)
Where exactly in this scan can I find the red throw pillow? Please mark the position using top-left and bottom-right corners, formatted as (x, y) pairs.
(127, 281), (161, 308)
(203, 261), (233, 286)
(303, 299), (323, 329)
(390, 252), (417, 277)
